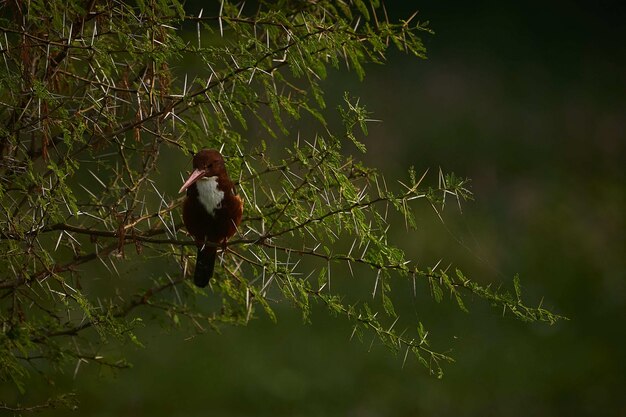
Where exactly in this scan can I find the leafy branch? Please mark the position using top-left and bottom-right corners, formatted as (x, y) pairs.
(0, 0), (563, 410)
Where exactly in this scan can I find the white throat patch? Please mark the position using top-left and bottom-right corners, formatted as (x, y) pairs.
(196, 176), (224, 216)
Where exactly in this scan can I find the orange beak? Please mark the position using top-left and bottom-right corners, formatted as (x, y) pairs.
(178, 169), (205, 194)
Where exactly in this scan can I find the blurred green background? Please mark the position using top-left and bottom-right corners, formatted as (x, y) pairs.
(18, 1), (626, 416)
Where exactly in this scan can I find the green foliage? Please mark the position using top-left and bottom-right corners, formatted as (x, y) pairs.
(0, 0), (562, 410)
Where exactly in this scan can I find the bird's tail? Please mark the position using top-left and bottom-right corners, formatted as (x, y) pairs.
(194, 246), (216, 287)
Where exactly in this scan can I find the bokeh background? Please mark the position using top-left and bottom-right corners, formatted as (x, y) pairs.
(18, 1), (626, 416)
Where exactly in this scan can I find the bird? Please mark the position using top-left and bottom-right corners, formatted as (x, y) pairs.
(179, 149), (243, 287)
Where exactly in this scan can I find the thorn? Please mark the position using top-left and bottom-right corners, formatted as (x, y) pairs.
(218, 0), (224, 37)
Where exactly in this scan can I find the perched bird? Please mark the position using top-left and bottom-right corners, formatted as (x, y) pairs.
(179, 149), (243, 287)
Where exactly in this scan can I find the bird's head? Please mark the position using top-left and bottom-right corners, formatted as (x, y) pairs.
(178, 149), (226, 194)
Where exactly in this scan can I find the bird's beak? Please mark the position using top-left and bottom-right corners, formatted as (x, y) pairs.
(178, 169), (205, 194)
